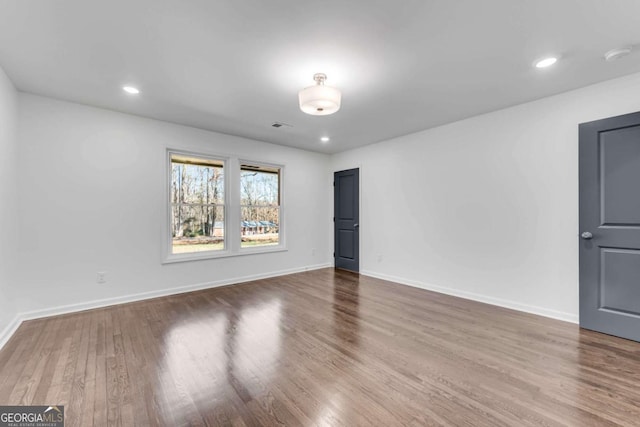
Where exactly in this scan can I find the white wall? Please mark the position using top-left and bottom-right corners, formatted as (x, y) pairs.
(15, 93), (332, 316)
(0, 65), (18, 336)
(332, 71), (640, 323)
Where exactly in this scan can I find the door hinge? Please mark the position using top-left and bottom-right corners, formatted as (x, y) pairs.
(333, 252), (335, 257)
(333, 181), (335, 186)
(333, 217), (335, 222)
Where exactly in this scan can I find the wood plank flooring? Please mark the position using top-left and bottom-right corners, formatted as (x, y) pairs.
(1, 268), (640, 426)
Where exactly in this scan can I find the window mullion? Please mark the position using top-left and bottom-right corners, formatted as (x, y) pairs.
(226, 157), (241, 253)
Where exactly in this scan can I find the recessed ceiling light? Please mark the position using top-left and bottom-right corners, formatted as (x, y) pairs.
(122, 86), (140, 94)
(320, 136), (330, 143)
(534, 56), (559, 68)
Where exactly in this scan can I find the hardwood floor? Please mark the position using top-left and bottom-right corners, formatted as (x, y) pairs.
(1, 268), (640, 426)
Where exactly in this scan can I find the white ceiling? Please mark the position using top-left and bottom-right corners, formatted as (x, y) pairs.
(1, 0), (640, 154)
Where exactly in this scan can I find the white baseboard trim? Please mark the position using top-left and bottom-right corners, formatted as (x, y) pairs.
(361, 269), (579, 324)
(0, 315), (23, 351)
(0, 263), (332, 351)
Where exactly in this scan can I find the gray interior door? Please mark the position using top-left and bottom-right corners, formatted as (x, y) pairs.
(334, 168), (359, 272)
(579, 111), (640, 342)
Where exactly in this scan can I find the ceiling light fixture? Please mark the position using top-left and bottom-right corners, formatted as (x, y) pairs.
(604, 46), (632, 62)
(122, 86), (140, 94)
(320, 136), (330, 143)
(534, 56), (559, 68)
(298, 73), (341, 116)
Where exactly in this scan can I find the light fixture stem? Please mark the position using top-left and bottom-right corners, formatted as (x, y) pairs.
(313, 73), (327, 86)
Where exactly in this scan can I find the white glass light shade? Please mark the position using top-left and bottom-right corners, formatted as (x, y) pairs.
(298, 84), (341, 115)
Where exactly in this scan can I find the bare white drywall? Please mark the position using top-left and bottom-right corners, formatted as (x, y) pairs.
(331, 71), (640, 322)
(15, 93), (332, 316)
(0, 65), (18, 335)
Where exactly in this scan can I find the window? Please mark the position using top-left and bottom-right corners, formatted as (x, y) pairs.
(170, 153), (225, 255)
(165, 150), (285, 263)
(240, 163), (281, 248)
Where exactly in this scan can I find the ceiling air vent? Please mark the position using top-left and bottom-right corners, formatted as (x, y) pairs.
(272, 121), (292, 128)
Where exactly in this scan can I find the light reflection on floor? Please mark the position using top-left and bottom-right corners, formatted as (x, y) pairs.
(160, 299), (283, 411)
(161, 313), (228, 406)
(315, 394), (343, 427)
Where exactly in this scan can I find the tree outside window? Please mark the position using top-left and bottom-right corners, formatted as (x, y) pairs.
(170, 154), (225, 254)
(240, 164), (280, 248)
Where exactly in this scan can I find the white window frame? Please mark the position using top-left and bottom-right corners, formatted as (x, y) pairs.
(238, 159), (285, 255)
(164, 149), (230, 263)
(163, 149), (286, 263)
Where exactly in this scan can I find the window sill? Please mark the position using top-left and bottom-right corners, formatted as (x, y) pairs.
(238, 245), (288, 256)
(162, 245), (287, 264)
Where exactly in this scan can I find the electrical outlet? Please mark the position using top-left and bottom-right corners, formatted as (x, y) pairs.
(311, 248), (316, 256)
(377, 254), (383, 263)
(97, 271), (107, 284)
